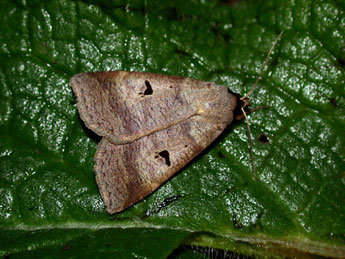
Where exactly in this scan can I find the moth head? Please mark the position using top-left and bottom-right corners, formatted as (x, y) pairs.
(241, 97), (250, 109)
(234, 96), (251, 121)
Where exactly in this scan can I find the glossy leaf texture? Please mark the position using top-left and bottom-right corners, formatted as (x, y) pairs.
(0, 0), (344, 257)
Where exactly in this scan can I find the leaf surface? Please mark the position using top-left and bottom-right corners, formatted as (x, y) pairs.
(0, 0), (344, 257)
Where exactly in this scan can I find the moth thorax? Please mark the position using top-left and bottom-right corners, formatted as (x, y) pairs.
(197, 90), (238, 125)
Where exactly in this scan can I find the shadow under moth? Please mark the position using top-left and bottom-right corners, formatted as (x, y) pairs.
(70, 33), (283, 214)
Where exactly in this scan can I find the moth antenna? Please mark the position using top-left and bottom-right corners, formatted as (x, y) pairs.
(241, 30), (284, 100)
(240, 31), (284, 176)
(241, 106), (255, 175)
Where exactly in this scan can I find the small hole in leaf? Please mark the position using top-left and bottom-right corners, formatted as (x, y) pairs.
(144, 80), (153, 95)
(329, 97), (338, 107)
(258, 134), (269, 144)
(158, 150), (171, 166)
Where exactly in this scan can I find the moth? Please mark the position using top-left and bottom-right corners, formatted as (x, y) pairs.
(71, 32), (283, 214)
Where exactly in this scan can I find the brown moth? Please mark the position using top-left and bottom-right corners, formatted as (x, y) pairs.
(71, 32), (283, 214)
(71, 72), (243, 214)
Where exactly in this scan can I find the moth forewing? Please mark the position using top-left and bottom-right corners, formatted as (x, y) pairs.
(71, 71), (237, 144)
(94, 111), (234, 214)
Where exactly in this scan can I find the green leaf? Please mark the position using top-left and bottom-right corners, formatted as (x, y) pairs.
(1, 0), (345, 257)
(0, 228), (190, 258)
